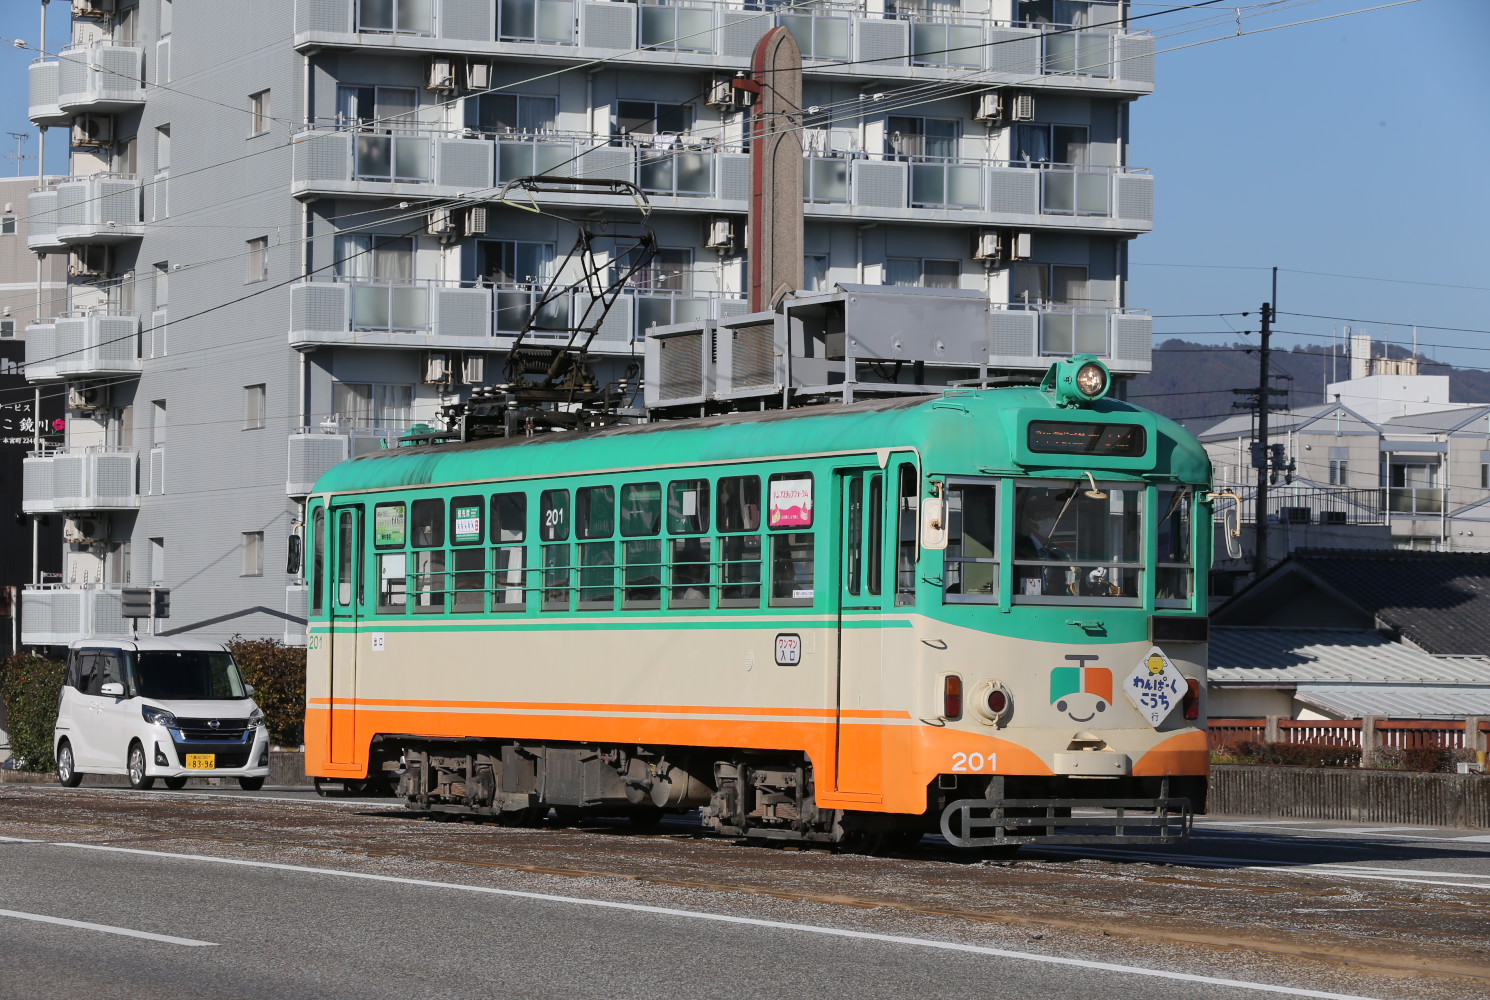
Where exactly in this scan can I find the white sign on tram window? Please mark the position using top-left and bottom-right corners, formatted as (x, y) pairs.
(1122, 646), (1187, 727)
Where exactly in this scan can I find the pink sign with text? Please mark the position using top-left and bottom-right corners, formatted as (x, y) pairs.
(769, 478), (813, 528)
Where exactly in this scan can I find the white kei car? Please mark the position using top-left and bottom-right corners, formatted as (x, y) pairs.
(54, 638), (271, 790)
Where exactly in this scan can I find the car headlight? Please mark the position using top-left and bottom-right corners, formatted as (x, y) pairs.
(142, 705), (177, 727)
(247, 708), (265, 730)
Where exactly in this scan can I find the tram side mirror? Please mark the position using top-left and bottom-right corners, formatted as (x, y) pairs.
(921, 496), (948, 551)
(286, 533), (302, 576)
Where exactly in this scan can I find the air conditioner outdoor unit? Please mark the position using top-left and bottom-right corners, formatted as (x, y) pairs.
(427, 209), (456, 239)
(72, 115), (113, 147)
(971, 230), (1001, 261)
(972, 91), (1003, 123)
(72, 0), (114, 17)
(461, 355), (486, 385)
(466, 60), (493, 91)
(1011, 91), (1036, 122)
(464, 206), (488, 237)
(427, 57), (457, 92)
(705, 75), (745, 110)
(67, 384), (110, 410)
(64, 516), (111, 544)
(423, 351), (450, 384)
(1007, 230), (1033, 261)
(68, 246), (109, 278)
(704, 216), (737, 250)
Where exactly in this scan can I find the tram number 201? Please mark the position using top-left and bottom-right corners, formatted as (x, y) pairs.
(950, 751), (997, 773)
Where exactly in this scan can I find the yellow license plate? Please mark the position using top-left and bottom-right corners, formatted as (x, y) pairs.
(185, 754), (216, 769)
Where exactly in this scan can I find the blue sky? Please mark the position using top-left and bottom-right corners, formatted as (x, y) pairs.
(1, 0), (1485, 372)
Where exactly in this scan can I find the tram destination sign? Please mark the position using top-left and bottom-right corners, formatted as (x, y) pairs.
(1027, 420), (1146, 457)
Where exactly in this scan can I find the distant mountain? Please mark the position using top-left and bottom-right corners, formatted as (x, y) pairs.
(1129, 340), (1490, 432)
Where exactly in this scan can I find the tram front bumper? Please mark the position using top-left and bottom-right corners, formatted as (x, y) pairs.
(939, 795), (1193, 847)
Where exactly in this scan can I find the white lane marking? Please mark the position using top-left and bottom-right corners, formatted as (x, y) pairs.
(1452, 835), (1490, 843)
(0, 836), (1384, 999)
(1039, 847), (1490, 888)
(1198, 820), (1315, 827)
(0, 907), (216, 947)
(1311, 827), (1437, 835)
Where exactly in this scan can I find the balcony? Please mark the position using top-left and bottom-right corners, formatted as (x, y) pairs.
(32, 41), (147, 118)
(291, 0), (1155, 93)
(288, 426), (414, 495)
(291, 129), (494, 200)
(21, 584), (133, 646)
(23, 311), (141, 383)
(1389, 487), (1445, 515)
(289, 275), (748, 351)
(22, 447), (141, 513)
(27, 174), (145, 251)
(987, 304), (1151, 374)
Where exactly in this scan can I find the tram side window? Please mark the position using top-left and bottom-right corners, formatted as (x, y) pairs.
(450, 494), (485, 613)
(944, 481), (998, 603)
(577, 485), (615, 610)
(620, 482), (662, 610)
(768, 472), (815, 607)
(491, 492), (527, 611)
(895, 464), (917, 606)
(336, 510), (356, 608)
(718, 475), (761, 607)
(411, 498), (446, 614)
(668, 479), (711, 609)
(311, 508), (325, 615)
(374, 501), (408, 614)
(541, 488), (571, 611)
(1155, 487), (1194, 607)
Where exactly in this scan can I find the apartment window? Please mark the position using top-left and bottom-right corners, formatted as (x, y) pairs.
(150, 399), (167, 446)
(250, 90), (271, 136)
(246, 237), (268, 282)
(0, 320), (15, 338)
(477, 240), (554, 285)
(156, 125), (171, 172)
(149, 537), (165, 584)
(804, 254), (830, 292)
(159, 0), (172, 35)
(1012, 263), (1088, 305)
(115, 2), (139, 41)
(886, 116), (959, 160)
(886, 257), (960, 289)
(1329, 460), (1348, 486)
(243, 384), (266, 430)
(331, 382), (412, 430)
(1482, 464), (1490, 491)
(1013, 123), (1088, 166)
(614, 100), (694, 138)
(0, 215), (16, 235)
(622, 246), (693, 292)
(336, 85), (418, 131)
(469, 94), (557, 136)
(153, 262), (169, 308)
(357, 0), (434, 35)
(334, 234), (414, 280)
(114, 136), (137, 174)
(242, 532), (264, 577)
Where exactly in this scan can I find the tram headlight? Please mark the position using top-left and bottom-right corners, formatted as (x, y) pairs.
(972, 681), (1013, 727)
(1075, 361), (1107, 398)
(1043, 355), (1112, 406)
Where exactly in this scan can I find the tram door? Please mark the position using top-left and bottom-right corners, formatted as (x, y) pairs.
(834, 469), (887, 796)
(327, 504), (363, 765)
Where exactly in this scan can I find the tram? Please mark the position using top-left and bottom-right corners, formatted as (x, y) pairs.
(301, 355), (1211, 849)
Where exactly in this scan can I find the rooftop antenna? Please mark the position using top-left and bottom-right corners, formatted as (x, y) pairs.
(4, 132), (31, 177)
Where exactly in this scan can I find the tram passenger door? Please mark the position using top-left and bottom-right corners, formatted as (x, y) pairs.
(327, 505), (363, 765)
(834, 469), (887, 796)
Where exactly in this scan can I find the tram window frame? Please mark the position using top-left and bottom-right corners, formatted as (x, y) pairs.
(373, 502), (406, 549)
(450, 494), (484, 546)
(411, 499), (444, 548)
(1011, 480), (1144, 607)
(620, 482), (663, 610)
(768, 471), (815, 608)
(895, 464), (918, 606)
(867, 474), (884, 596)
(310, 507), (325, 616)
(409, 498), (446, 614)
(1155, 486), (1195, 609)
(577, 485), (616, 609)
(667, 479), (711, 609)
(541, 488), (571, 611)
(718, 475), (762, 608)
(942, 478), (999, 604)
(491, 491), (527, 612)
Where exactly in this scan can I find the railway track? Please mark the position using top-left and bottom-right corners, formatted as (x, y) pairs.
(3, 786), (1487, 993)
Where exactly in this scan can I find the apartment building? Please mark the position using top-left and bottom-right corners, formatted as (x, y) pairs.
(19, 0), (1157, 646)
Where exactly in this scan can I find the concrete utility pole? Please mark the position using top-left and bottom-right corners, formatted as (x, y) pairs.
(1253, 300), (1273, 577)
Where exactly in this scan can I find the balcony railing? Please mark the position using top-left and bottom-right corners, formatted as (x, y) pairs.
(293, 0), (1155, 88)
(21, 584), (133, 646)
(1388, 487), (1445, 515)
(22, 447), (140, 513)
(988, 303), (1151, 373)
(41, 41), (147, 116)
(27, 174), (145, 251)
(23, 311), (141, 382)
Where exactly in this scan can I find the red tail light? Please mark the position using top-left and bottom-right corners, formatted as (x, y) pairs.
(1182, 679), (1201, 721)
(943, 675), (963, 720)
(986, 689), (1008, 715)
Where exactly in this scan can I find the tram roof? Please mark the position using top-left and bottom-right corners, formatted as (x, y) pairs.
(311, 386), (1210, 495)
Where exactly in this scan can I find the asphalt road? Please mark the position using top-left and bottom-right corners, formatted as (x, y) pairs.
(0, 786), (1486, 1000)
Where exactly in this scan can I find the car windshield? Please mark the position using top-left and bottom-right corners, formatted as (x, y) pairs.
(132, 651), (247, 700)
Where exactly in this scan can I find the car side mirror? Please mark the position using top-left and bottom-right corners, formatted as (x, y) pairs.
(100, 682), (124, 698)
(244, 684), (255, 697)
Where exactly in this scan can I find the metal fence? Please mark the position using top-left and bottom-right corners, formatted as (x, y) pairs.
(1209, 717), (1489, 754)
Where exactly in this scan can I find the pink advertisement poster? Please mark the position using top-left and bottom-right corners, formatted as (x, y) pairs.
(769, 478), (813, 528)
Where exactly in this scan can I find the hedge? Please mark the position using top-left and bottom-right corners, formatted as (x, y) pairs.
(1, 653), (67, 772)
(226, 636), (306, 749)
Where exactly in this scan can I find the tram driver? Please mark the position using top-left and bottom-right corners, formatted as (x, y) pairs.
(1014, 491), (1073, 596)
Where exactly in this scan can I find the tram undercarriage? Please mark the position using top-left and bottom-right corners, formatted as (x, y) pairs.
(373, 737), (1199, 849)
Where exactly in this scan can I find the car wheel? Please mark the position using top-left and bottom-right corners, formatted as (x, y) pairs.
(238, 776), (265, 791)
(163, 776), (188, 790)
(57, 740), (83, 788)
(127, 742), (155, 790)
